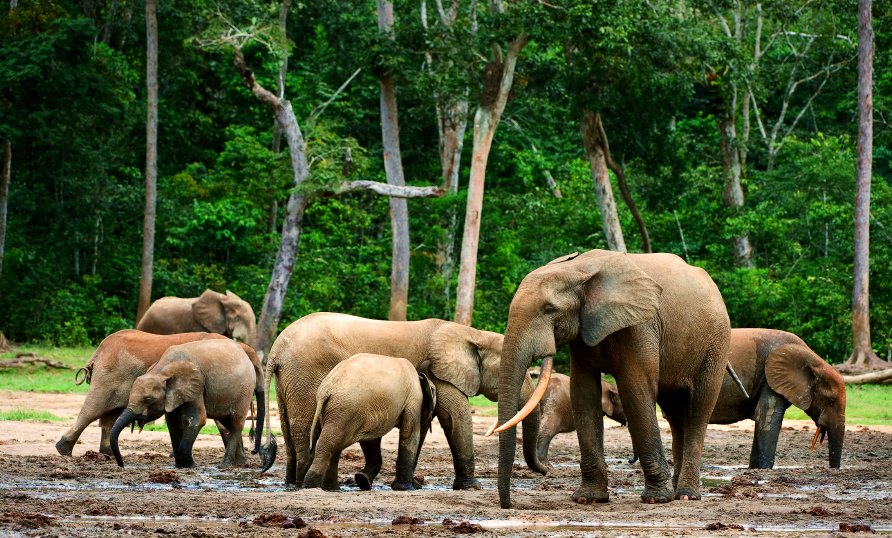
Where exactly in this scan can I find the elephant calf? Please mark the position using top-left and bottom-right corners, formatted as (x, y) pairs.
(305, 353), (437, 491)
(536, 373), (627, 467)
(110, 339), (264, 469)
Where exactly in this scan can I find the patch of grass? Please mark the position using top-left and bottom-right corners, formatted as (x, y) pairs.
(785, 384), (892, 426)
(0, 345), (93, 393)
(470, 395), (497, 417)
(0, 408), (66, 422)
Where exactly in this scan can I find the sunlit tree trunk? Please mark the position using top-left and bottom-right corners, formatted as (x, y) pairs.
(268, 0), (292, 234)
(454, 35), (527, 326)
(580, 110), (625, 252)
(717, 89), (753, 268)
(847, 0), (887, 370)
(436, 98), (468, 318)
(136, 0), (158, 324)
(378, 0), (410, 321)
(0, 138), (10, 283)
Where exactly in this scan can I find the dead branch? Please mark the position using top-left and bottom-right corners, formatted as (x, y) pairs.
(0, 353), (70, 369)
(841, 368), (892, 385)
(335, 181), (444, 198)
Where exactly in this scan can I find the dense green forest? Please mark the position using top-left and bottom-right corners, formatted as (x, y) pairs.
(1, 0), (890, 364)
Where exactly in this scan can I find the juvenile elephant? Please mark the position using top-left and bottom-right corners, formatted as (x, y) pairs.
(56, 330), (228, 457)
(536, 373), (627, 467)
(137, 289), (257, 347)
(110, 339), (264, 468)
(711, 328), (846, 468)
(262, 312), (547, 490)
(305, 353), (437, 491)
(492, 250), (730, 507)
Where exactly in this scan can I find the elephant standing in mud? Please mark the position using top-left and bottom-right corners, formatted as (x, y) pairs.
(536, 373), (627, 468)
(136, 289), (257, 347)
(110, 339), (264, 468)
(261, 312), (547, 490)
(711, 329), (846, 469)
(56, 330), (229, 457)
(305, 353), (437, 491)
(492, 250), (730, 507)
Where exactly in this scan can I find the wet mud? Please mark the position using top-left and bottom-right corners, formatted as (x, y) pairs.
(0, 391), (890, 537)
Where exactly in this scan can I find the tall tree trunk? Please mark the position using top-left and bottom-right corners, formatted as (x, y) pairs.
(716, 91), (754, 268)
(378, 0), (410, 321)
(267, 0), (291, 235)
(234, 50), (312, 357)
(454, 35), (527, 326)
(847, 0), (887, 370)
(136, 0), (158, 324)
(580, 110), (626, 252)
(0, 138), (10, 283)
(436, 98), (468, 318)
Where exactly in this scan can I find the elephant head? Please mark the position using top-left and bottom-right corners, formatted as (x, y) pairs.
(765, 343), (846, 468)
(493, 251), (661, 507)
(428, 322), (547, 475)
(110, 360), (205, 467)
(419, 372), (437, 432)
(193, 289), (257, 346)
(601, 381), (627, 426)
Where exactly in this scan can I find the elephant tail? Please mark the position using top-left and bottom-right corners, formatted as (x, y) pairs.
(257, 351), (277, 473)
(74, 351), (99, 385)
(309, 394), (327, 457)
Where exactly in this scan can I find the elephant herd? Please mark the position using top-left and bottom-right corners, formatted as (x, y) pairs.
(55, 249), (846, 509)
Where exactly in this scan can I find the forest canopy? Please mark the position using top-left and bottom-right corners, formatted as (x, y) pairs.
(1, 0), (890, 364)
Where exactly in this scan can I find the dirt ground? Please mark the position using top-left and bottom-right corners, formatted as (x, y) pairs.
(0, 390), (890, 537)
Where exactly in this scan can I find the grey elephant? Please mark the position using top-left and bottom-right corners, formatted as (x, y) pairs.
(305, 353), (437, 491)
(110, 339), (264, 468)
(261, 312), (547, 490)
(136, 289), (257, 346)
(711, 328), (846, 468)
(493, 250), (730, 507)
(536, 373), (627, 467)
(56, 330), (229, 457)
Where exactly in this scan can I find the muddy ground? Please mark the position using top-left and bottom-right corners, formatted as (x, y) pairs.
(0, 390), (890, 537)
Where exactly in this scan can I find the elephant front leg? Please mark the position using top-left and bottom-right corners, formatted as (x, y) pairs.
(98, 410), (121, 456)
(569, 361), (609, 504)
(749, 389), (790, 469)
(355, 438), (383, 490)
(434, 383), (479, 490)
(219, 416), (247, 468)
(173, 402), (206, 468)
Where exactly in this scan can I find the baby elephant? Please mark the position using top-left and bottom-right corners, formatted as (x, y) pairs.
(536, 373), (627, 468)
(305, 353), (437, 491)
(109, 339), (264, 468)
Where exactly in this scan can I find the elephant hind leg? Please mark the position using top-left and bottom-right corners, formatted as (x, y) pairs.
(220, 415), (248, 467)
(659, 402), (685, 491)
(57, 387), (122, 456)
(355, 438), (383, 490)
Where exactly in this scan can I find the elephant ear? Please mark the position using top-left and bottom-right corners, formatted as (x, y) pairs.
(193, 289), (226, 334)
(162, 361), (205, 413)
(580, 254), (662, 347)
(765, 343), (816, 410)
(428, 323), (483, 397)
(419, 373), (437, 429)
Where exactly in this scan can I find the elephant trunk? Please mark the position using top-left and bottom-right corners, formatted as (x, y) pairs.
(519, 375), (548, 476)
(110, 409), (137, 468)
(828, 422), (844, 469)
(253, 389), (265, 455)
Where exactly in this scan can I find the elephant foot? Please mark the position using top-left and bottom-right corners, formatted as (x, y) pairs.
(452, 477), (482, 490)
(674, 487), (701, 501)
(175, 457), (196, 468)
(571, 483), (609, 504)
(641, 485), (673, 504)
(99, 446), (114, 457)
(55, 439), (74, 457)
(354, 473), (372, 491)
(322, 484), (342, 492)
(391, 481), (416, 491)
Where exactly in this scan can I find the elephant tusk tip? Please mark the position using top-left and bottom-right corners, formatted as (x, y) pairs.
(809, 426), (822, 451)
(484, 420), (500, 437)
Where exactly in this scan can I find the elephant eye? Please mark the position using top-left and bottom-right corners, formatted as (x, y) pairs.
(543, 303), (558, 314)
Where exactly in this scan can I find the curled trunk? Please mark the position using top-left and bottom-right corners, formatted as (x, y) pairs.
(109, 409), (137, 467)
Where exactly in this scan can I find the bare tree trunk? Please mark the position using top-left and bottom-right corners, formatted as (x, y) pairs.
(847, 0), (887, 370)
(716, 91), (754, 268)
(436, 98), (468, 318)
(0, 138), (10, 283)
(377, 0), (410, 321)
(267, 0), (291, 235)
(580, 110), (626, 252)
(454, 35), (527, 326)
(234, 50), (311, 356)
(136, 0), (158, 324)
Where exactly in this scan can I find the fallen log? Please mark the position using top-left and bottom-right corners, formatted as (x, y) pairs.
(0, 353), (70, 370)
(841, 368), (892, 385)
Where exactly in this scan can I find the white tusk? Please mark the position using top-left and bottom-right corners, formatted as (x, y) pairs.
(487, 356), (554, 437)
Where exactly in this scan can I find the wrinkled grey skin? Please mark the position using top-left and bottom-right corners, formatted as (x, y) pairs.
(137, 289), (257, 347)
(261, 312), (547, 490)
(536, 373), (627, 467)
(497, 250), (730, 507)
(711, 329), (846, 469)
(109, 339), (263, 469)
(305, 353), (437, 491)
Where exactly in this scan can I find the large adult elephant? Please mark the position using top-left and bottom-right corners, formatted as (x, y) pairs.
(56, 330), (229, 456)
(261, 312), (547, 489)
(136, 289), (257, 346)
(492, 250), (730, 507)
(711, 328), (846, 468)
